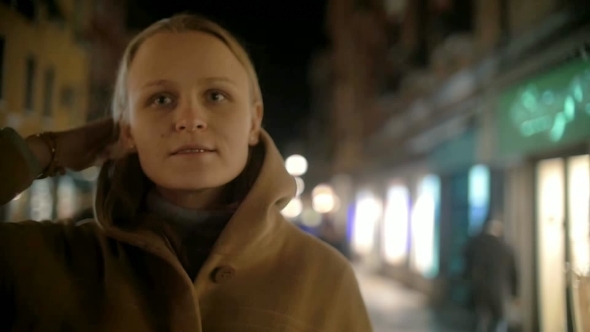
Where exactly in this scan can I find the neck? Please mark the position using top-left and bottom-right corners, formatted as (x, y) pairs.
(155, 186), (226, 210)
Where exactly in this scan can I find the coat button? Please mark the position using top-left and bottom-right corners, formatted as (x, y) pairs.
(211, 266), (236, 283)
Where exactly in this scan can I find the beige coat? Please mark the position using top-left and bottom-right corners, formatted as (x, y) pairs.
(0, 127), (372, 331)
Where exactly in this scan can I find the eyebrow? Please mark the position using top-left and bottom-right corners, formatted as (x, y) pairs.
(201, 77), (238, 86)
(141, 79), (173, 89)
(141, 77), (237, 89)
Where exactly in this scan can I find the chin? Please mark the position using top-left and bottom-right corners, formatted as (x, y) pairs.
(141, 159), (246, 193)
(151, 173), (235, 192)
(157, 178), (222, 191)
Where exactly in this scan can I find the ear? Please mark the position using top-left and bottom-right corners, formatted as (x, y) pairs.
(120, 122), (136, 151)
(248, 102), (263, 146)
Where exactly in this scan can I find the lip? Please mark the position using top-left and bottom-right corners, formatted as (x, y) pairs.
(170, 144), (216, 155)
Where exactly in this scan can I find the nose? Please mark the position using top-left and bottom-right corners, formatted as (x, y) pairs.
(174, 109), (208, 132)
(175, 119), (207, 132)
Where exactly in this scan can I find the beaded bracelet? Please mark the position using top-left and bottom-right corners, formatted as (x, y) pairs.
(35, 132), (66, 179)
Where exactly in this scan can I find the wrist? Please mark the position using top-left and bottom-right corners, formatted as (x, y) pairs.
(25, 134), (52, 172)
(25, 132), (66, 178)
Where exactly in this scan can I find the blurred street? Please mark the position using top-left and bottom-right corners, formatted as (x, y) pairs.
(1, 1), (589, 331)
(355, 266), (471, 332)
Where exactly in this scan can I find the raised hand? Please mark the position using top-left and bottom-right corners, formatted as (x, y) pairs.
(25, 118), (126, 173)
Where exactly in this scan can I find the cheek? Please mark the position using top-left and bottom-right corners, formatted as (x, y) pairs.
(223, 113), (253, 138)
(129, 113), (166, 144)
(221, 128), (251, 171)
(226, 142), (250, 179)
(223, 122), (251, 152)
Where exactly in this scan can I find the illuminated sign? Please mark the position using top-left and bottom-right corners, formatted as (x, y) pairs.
(510, 69), (589, 141)
(498, 60), (590, 157)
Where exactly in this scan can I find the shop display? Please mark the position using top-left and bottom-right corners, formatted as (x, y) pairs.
(410, 175), (440, 278)
(351, 190), (382, 256)
(382, 184), (410, 265)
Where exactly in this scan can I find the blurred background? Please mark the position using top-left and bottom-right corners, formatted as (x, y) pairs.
(1, 0), (589, 331)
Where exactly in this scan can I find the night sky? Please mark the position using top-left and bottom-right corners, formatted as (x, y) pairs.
(127, 0), (329, 150)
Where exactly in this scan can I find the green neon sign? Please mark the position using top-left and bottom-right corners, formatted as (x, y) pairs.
(510, 69), (590, 141)
(498, 60), (590, 157)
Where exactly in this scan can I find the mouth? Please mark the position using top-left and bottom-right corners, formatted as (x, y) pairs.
(171, 145), (216, 155)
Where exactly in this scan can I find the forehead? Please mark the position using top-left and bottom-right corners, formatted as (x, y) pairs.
(128, 31), (249, 89)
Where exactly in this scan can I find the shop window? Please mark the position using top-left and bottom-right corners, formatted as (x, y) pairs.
(536, 158), (567, 331)
(382, 184), (410, 265)
(410, 174), (440, 278)
(352, 190), (383, 256)
(468, 165), (491, 236)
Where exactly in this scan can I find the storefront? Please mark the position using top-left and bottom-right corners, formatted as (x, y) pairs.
(348, 161), (443, 295)
(427, 127), (500, 306)
(349, 187), (384, 268)
(379, 170), (441, 282)
(381, 180), (411, 267)
(409, 174), (441, 281)
(496, 58), (590, 332)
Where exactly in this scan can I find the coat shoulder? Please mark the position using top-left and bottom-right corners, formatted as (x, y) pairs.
(279, 221), (354, 277)
(263, 221), (372, 331)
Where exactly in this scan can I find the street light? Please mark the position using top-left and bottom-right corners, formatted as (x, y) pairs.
(311, 184), (339, 214)
(281, 197), (303, 219)
(300, 208), (322, 227)
(294, 176), (305, 196)
(285, 154), (308, 176)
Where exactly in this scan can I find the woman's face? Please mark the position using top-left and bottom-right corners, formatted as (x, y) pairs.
(124, 32), (262, 193)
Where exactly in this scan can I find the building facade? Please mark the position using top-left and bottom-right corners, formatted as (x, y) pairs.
(82, 0), (129, 121)
(0, 0), (108, 221)
(314, 0), (590, 331)
(0, 0), (90, 135)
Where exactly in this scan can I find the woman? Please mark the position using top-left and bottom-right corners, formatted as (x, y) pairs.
(0, 14), (372, 331)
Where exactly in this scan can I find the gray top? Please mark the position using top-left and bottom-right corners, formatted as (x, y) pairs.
(145, 190), (234, 280)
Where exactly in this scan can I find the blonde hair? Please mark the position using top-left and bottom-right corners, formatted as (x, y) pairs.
(99, 14), (265, 228)
(112, 13), (263, 123)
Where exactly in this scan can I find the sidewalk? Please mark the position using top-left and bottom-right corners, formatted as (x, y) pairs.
(354, 266), (472, 332)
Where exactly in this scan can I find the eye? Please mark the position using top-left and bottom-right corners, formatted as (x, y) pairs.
(207, 90), (227, 103)
(150, 94), (175, 107)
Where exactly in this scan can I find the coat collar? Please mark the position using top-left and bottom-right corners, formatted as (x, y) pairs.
(94, 129), (297, 273)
